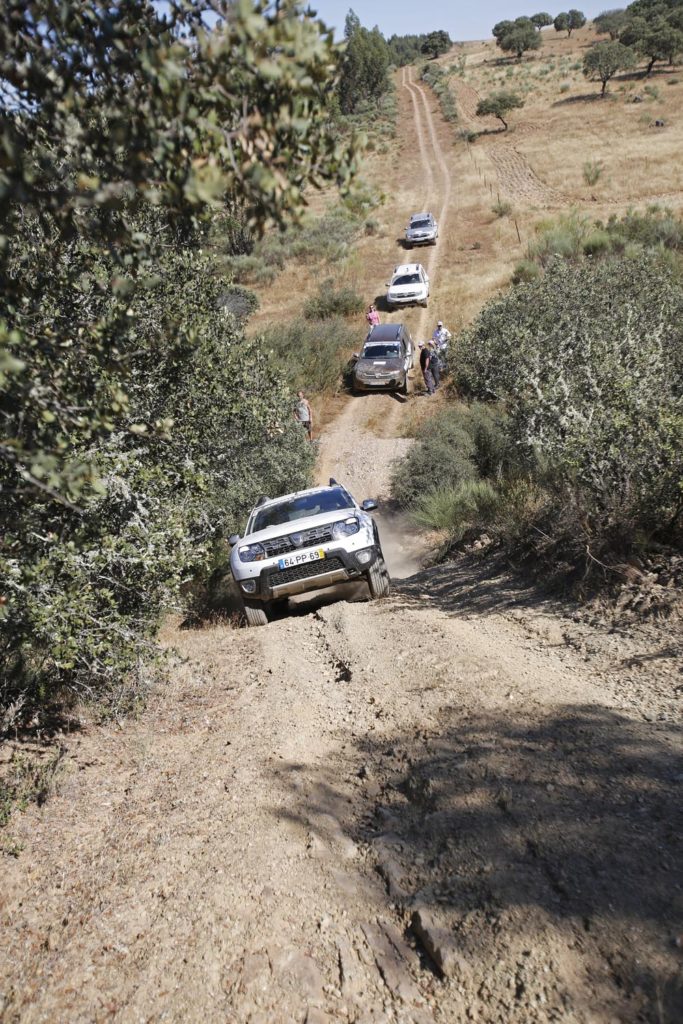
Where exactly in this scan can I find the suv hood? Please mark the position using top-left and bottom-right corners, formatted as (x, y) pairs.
(242, 508), (358, 545)
(389, 282), (425, 297)
(357, 355), (404, 372)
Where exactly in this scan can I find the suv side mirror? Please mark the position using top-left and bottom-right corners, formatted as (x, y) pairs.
(228, 534), (240, 546)
(361, 499), (378, 512)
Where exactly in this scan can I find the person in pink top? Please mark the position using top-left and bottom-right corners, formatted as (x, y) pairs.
(366, 304), (380, 327)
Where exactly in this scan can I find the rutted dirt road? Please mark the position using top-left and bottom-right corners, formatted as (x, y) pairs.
(1, 69), (682, 1024)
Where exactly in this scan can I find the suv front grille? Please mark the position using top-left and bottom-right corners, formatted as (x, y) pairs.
(262, 524), (334, 558)
(268, 557), (345, 587)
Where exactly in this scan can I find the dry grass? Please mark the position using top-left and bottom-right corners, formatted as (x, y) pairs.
(453, 25), (683, 222)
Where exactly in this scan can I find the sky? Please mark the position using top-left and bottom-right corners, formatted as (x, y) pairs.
(308, 1), (605, 41)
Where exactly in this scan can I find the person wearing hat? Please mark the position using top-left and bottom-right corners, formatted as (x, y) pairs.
(419, 342), (436, 396)
(432, 319), (451, 352)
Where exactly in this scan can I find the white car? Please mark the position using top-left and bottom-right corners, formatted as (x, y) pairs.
(229, 481), (390, 626)
(405, 212), (438, 247)
(386, 263), (429, 308)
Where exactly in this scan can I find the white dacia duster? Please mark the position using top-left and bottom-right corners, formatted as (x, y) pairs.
(229, 480), (390, 626)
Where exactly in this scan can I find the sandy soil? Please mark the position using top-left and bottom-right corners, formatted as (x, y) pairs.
(1, 58), (682, 1024)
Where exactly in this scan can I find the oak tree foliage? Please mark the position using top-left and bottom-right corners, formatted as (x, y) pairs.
(0, 0), (354, 715)
(476, 91), (525, 129)
(494, 17), (543, 59)
(583, 39), (637, 92)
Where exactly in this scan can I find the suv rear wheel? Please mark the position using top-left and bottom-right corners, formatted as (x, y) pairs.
(244, 599), (269, 627)
(367, 556), (391, 599)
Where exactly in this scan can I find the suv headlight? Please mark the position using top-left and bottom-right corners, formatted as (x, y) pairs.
(332, 517), (360, 539)
(238, 542), (266, 563)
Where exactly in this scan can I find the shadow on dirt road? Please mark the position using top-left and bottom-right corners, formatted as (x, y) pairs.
(276, 700), (683, 1022)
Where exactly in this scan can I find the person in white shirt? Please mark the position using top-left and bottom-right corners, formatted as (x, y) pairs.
(432, 320), (451, 351)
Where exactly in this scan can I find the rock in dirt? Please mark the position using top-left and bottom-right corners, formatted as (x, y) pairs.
(411, 906), (468, 980)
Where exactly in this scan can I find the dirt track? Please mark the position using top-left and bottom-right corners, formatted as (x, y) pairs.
(1, 68), (682, 1024)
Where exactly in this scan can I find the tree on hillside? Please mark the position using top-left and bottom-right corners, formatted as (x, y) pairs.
(421, 30), (452, 59)
(594, 9), (628, 39)
(496, 17), (543, 59)
(476, 90), (525, 129)
(493, 19), (516, 42)
(621, 9), (683, 73)
(345, 9), (361, 37)
(531, 12), (554, 29)
(583, 39), (637, 92)
(338, 16), (391, 112)
(555, 10), (587, 36)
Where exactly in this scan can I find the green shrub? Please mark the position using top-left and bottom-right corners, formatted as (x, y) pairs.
(559, 82), (571, 93)
(343, 182), (383, 218)
(512, 259), (541, 284)
(411, 480), (500, 538)
(492, 199), (513, 218)
(303, 280), (364, 320)
(455, 254), (683, 553)
(217, 285), (259, 321)
(391, 403), (518, 509)
(528, 210), (592, 265)
(259, 317), (357, 393)
(420, 63), (459, 125)
(583, 160), (604, 186)
(582, 229), (611, 257)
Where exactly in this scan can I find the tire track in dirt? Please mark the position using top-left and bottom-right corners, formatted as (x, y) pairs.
(401, 65), (435, 200)
(487, 144), (565, 205)
(452, 78), (566, 207)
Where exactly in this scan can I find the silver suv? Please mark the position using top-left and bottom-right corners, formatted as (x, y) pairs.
(229, 481), (390, 626)
(405, 212), (438, 247)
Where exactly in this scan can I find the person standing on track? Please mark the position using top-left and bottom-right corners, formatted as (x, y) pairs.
(419, 343), (435, 396)
(432, 320), (451, 353)
(366, 304), (380, 328)
(294, 390), (313, 441)
(428, 341), (441, 389)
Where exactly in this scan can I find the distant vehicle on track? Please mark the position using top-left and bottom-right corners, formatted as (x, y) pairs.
(386, 262), (430, 309)
(351, 323), (414, 395)
(404, 211), (438, 247)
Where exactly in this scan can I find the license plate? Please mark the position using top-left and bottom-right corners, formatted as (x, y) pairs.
(278, 548), (325, 570)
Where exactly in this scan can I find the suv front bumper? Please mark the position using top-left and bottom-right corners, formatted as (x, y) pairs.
(239, 545), (382, 601)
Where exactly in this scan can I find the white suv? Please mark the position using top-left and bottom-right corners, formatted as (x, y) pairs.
(386, 263), (429, 308)
(229, 481), (390, 626)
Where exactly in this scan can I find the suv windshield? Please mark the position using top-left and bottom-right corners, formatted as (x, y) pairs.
(411, 219), (431, 229)
(362, 343), (400, 358)
(392, 273), (420, 286)
(250, 487), (353, 532)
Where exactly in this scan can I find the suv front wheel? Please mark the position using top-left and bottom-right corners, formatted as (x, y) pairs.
(367, 556), (391, 599)
(244, 599), (269, 627)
